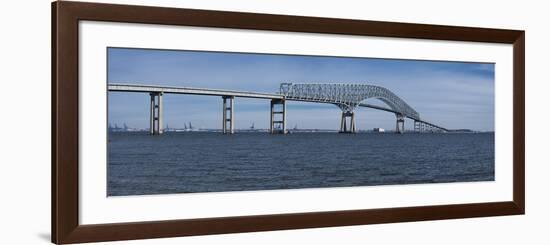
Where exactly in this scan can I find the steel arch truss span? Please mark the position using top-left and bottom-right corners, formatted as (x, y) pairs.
(280, 83), (420, 120)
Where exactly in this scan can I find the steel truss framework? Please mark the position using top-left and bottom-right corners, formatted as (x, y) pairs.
(414, 120), (446, 133)
(279, 83), (420, 120)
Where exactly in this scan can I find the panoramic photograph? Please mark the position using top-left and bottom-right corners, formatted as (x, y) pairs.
(107, 47), (495, 196)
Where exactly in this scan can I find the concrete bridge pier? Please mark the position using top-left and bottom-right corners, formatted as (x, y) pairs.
(339, 111), (356, 133)
(396, 114), (405, 134)
(149, 92), (163, 135)
(270, 99), (287, 134)
(222, 96), (235, 134)
(415, 120), (427, 133)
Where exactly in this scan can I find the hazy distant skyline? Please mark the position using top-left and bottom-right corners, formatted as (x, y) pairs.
(107, 47), (495, 131)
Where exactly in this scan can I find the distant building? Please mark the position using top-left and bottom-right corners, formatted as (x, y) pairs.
(373, 128), (385, 133)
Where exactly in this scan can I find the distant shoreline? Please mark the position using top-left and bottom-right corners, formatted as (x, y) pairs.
(108, 130), (494, 134)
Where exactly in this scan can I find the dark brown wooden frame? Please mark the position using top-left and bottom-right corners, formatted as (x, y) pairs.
(52, 1), (525, 244)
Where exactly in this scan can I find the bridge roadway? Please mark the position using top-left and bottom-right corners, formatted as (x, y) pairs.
(108, 83), (448, 133)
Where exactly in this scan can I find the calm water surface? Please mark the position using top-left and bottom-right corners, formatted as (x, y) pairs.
(108, 132), (494, 196)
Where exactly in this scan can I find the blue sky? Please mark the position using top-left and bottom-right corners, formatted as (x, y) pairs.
(107, 47), (495, 131)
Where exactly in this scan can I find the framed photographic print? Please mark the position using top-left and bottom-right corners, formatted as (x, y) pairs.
(52, 1), (525, 244)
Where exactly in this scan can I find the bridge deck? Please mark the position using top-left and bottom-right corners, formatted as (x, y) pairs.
(108, 83), (284, 100)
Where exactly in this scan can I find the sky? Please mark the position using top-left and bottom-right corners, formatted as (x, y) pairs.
(107, 47), (495, 131)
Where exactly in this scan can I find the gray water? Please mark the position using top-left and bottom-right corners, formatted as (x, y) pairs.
(107, 132), (494, 196)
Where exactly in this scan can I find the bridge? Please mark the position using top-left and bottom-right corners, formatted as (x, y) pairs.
(108, 83), (449, 135)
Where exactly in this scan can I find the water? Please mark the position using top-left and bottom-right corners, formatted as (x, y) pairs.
(107, 132), (494, 196)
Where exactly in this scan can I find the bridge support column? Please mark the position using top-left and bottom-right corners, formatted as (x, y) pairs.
(414, 120), (420, 133)
(149, 92), (163, 135)
(396, 114), (405, 134)
(222, 96), (235, 134)
(270, 99), (287, 134)
(339, 111), (356, 133)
